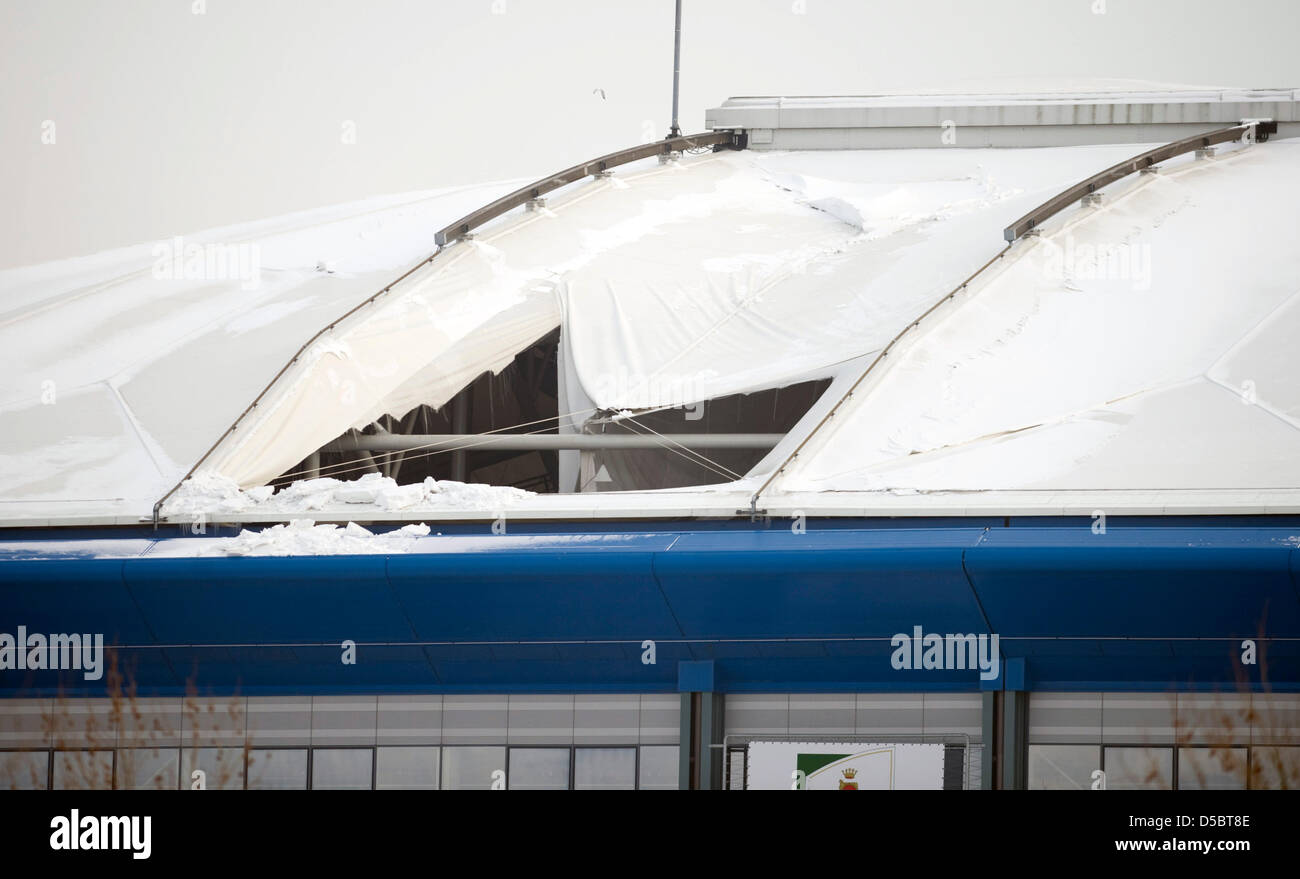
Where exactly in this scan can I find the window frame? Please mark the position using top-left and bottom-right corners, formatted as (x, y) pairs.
(572, 745), (640, 791)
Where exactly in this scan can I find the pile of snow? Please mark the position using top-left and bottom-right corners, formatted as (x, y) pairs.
(163, 470), (534, 518)
(206, 519), (431, 557)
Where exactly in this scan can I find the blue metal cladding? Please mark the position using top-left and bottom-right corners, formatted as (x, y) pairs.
(961, 525), (1300, 690)
(652, 527), (989, 639)
(385, 533), (684, 642)
(125, 556), (413, 644)
(0, 560), (155, 648)
(1, 517), (1298, 696)
(964, 529), (1300, 638)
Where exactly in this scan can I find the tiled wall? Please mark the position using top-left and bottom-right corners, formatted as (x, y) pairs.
(1028, 692), (1300, 745)
(1, 694), (683, 790)
(0, 693), (681, 750)
(724, 693), (983, 742)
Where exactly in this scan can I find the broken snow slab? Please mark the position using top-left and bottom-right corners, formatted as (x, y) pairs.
(160, 470), (534, 520)
(202, 519), (432, 556)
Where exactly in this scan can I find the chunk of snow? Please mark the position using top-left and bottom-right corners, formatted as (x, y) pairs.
(206, 518), (432, 556)
(334, 472), (395, 503)
(377, 482), (426, 510)
(161, 469), (535, 518)
(162, 471), (254, 516)
(421, 476), (532, 507)
(806, 196), (868, 231)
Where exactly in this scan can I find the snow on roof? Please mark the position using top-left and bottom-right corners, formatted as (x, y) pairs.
(0, 181), (522, 523)
(4, 135), (1299, 526)
(774, 139), (1300, 496)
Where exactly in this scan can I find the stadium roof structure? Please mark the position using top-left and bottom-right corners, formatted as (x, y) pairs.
(5, 89), (1300, 530)
(4, 86), (1300, 698)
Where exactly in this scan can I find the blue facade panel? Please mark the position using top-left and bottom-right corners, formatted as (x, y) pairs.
(1, 518), (1298, 696)
(653, 528), (989, 639)
(124, 555), (414, 644)
(385, 539), (682, 642)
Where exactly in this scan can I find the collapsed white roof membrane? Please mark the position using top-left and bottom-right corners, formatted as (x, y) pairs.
(206, 144), (1167, 489)
(3, 136), (1299, 524)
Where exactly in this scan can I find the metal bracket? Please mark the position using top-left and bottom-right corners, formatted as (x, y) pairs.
(1240, 118), (1277, 143)
(525, 198), (547, 212)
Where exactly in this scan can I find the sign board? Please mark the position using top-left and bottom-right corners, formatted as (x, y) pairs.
(744, 741), (945, 790)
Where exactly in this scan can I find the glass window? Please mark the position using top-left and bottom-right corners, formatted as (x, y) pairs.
(1178, 747), (1246, 790)
(1104, 746), (1173, 790)
(508, 748), (570, 790)
(1028, 745), (1100, 790)
(574, 748), (636, 790)
(1249, 746), (1300, 790)
(247, 749), (308, 790)
(638, 745), (679, 790)
(441, 746), (506, 791)
(376, 747), (440, 790)
(116, 748), (179, 790)
(312, 748), (373, 790)
(181, 748), (246, 790)
(53, 750), (114, 790)
(0, 751), (48, 790)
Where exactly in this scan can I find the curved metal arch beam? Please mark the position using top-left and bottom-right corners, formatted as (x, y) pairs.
(434, 131), (742, 246)
(1003, 121), (1274, 242)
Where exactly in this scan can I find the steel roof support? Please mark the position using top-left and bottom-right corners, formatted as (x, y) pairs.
(330, 433), (783, 452)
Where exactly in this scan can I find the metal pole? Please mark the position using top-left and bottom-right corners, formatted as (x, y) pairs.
(670, 0), (682, 137)
(332, 433), (783, 452)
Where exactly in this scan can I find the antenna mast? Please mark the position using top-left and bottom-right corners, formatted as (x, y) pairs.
(669, 0), (682, 137)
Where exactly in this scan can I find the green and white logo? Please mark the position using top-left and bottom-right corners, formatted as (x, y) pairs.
(745, 741), (944, 790)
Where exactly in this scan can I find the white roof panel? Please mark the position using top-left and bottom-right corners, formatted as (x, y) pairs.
(4, 136), (1299, 524)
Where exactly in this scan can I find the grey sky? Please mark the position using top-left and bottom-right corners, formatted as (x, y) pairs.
(3, 0), (1298, 269)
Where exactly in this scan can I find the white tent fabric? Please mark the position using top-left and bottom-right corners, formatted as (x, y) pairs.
(558, 146), (1162, 411)
(0, 184), (521, 521)
(212, 146), (1156, 489)
(772, 139), (1300, 494)
(5, 138), (1299, 524)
